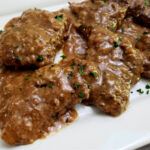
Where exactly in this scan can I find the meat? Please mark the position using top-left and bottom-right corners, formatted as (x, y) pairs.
(78, 25), (143, 116)
(127, 0), (150, 27)
(117, 18), (150, 78)
(0, 0), (149, 146)
(63, 24), (88, 59)
(0, 9), (69, 68)
(70, 0), (127, 31)
(0, 58), (98, 145)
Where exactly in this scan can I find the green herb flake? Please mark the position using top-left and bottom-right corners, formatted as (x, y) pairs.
(73, 83), (81, 90)
(137, 89), (144, 94)
(70, 62), (76, 69)
(121, 27), (124, 33)
(79, 65), (86, 76)
(78, 92), (85, 99)
(113, 37), (122, 48)
(89, 71), (98, 78)
(109, 21), (116, 32)
(15, 56), (22, 62)
(24, 76), (30, 81)
(136, 35), (142, 41)
(146, 90), (149, 95)
(68, 72), (73, 80)
(144, 0), (150, 7)
(61, 55), (66, 59)
(145, 84), (150, 89)
(36, 55), (44, 62)
(47, 83), (54, 89)
(55, 14), (63, 21)
(143, 31), (149, 35)
(0, 30), (3, 34)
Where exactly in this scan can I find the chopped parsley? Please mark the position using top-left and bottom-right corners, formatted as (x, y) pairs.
(24, 75), (30, 81)
(121, 27), (124, 33)
(146, 90), (150, 95)
(109, 21), (116, 32)
(15, 56), (22, 62)
(89, 71), (98, 78)
(136, 35), (142, 41)
(70, 62), (76, 69)
(68, 72), (73, 80)
(55, 14), (63, 21)
(145, 84), (150, 89)
(36, 55), (44, 62)
(137, 89), (144, 94)
(113, 37), (122, 48)
(0, 30), (3, 34)
(73, 83), (81, 90)
(144, 0), (150, 7)
(143, 31), (149, 35)
(47, 83), (54, 89)
(78, 91), (85, 99)
(79, 65), (86, 76)
(61, 55), (66, 59)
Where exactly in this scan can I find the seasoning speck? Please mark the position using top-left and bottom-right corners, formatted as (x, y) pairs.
(78, 92), (85, 99)
(55, 14), (63, 21)
(137, 89), (144, 94)
(79, 65), (85, 76)
(145, 84), (150, 89)
(89, 71), (98, 78)
(47, 83), (54, 89)
(61, 55), (66, 59)
(36, 55), (44, 62)
(73, 83), (81, 90)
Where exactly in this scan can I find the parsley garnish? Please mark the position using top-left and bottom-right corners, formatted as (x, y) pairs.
(47, 83), (54, 89)
(0, 30), (3, 34)
(70, 62), (76, 69)
(15, 56), (22, 62)
(61, 55), (66, 59)
(79, 65), (86, 76)
(73, 83), (81, 90)
(78, 92), (85, 99)
(89, 71), (98, 78)
(36, 55), (44, 62)
(68, 72), (73, 80)
(137, 89), (144, 94)
(24, 76), (30, 81)
(143, 31), (149, 35)
(113, 37), (122, 48)
(55, 14), (63, 21)
(144, 0), (150, 7)
(145, 84), (150, 89)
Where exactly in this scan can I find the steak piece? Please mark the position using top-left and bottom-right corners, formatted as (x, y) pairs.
(78, 25), (143, 116)
(63, 24), (88, 59)
(127, 0), (150, 27)
(0, 58), (103, 145)
(0, 9), (69, 68)
(70, 0), (127, 31)
(118, 18), (150, 78)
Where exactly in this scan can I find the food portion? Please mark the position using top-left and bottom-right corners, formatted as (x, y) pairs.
(0, 0), (149, 146)
(78, 25), (143, 115)
(0, 58), (96, 145)
(0, 9), (69, 68)
(127, 0), (150, 27)
(117, 18), (150, 78)
(70, 0), (127, 31)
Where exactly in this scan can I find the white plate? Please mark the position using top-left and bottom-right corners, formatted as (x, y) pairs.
(0, 1), (150, 150)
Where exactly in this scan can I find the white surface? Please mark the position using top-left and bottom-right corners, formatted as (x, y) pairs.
(0, 1), (150, 150)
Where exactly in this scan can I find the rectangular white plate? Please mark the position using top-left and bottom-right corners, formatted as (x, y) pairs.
(0, 1), (150, 150)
